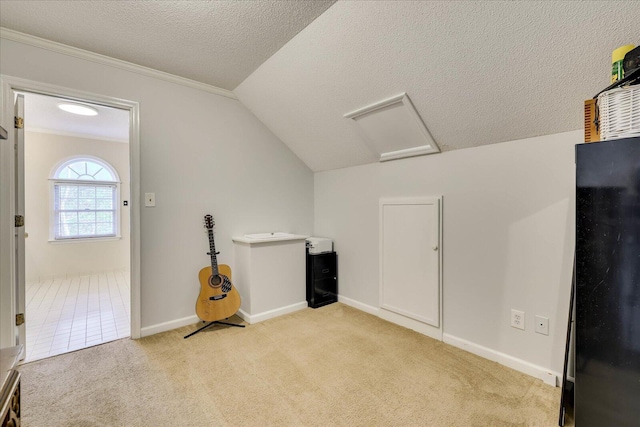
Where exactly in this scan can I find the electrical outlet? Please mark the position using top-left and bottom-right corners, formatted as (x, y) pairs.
(535, 315), (549, 335)
(511, 309), (525, 330)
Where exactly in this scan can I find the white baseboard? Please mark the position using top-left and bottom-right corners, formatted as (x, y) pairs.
(140, 314), (199, 338)
(140, 301), (307, 337)
(338, 295), (379, 316)
(339, 296), (442, 341)
(379, 308), (443, 341)
(443, 333), (561, 387)
(339, 295), (560, 387)
(237, 301), (308, 324)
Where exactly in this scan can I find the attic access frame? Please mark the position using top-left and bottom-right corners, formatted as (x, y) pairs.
(344, 93), (440, 162)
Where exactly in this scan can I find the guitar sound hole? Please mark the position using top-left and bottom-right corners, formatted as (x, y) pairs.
(209, 274), (232, 293)
(209, 275), (222, 287)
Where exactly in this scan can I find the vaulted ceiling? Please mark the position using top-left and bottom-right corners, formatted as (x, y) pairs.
(2, 1), (639, 171)
(0, 0), (336, 90)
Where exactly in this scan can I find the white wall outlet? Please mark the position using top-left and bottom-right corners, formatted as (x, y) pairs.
(535, 315), (549, 335)
(145, 192), (156, 207)
(511, 309), (525, 330)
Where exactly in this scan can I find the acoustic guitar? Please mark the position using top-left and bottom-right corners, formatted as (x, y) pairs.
(195, 215), (241, 322)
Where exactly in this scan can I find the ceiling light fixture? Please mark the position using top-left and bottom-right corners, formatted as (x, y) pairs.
(57, 102), (99, 116)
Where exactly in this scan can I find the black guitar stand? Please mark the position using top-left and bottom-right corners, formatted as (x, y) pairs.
(186, 216), (246, 339)
(183, 318), (245, 339)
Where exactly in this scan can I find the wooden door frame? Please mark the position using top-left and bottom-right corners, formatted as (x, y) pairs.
(0, 75), (141, 347)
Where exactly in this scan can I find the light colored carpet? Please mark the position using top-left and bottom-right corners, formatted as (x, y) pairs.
(19, 303), (563, 426)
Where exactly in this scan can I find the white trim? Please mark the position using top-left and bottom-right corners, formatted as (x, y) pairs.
(236, 301), (308, 324)
(378, 308), (443, 341)
(0, 27), (237, 100)
(338, 295), (380, 316)
(306, 294), (561, 387)
(0, 75), (142, 342)
(25, 127), (128, 144)
(380, 145), (438, 162)
(338, 296), (442, 340)
(344, 93), (408, 119)
(339, 297), (558, 385)
(48, 236), (122, 244)
(140, 314), (200, 338)
(443, 333), (560, 387)
(344, 93), (440, 161)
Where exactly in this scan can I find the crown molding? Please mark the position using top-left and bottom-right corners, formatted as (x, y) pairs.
(0, 27), (238, 100)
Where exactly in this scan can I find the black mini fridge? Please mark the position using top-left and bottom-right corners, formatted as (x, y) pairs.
(306, 251), (338, 308)
(575, 136), (640, 426)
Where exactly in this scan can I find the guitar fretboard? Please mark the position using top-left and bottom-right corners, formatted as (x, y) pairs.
(208, 228), (219, 276)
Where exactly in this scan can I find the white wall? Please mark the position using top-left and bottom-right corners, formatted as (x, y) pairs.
(0, 38), (314, 331)
(315, 130), (578, 375)
(24, 131), (130, 281)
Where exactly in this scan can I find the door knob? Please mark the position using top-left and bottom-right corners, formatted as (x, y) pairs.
(432, 245), (438, 251)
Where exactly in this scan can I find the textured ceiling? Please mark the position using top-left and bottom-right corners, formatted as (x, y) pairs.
(3, 1), (639, 172)
(235, 1), (640, 171)
(0, 0), (335, 90)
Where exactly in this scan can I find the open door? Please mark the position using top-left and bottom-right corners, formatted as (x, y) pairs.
(14, 93), (26, 355)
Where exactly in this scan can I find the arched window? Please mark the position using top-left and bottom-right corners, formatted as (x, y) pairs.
(50, 157), (120, 240)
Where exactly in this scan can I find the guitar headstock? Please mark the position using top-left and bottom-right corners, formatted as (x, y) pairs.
(204, 214), (215, 230)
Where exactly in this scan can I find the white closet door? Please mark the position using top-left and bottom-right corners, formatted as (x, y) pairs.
(380, 198), (440, 327)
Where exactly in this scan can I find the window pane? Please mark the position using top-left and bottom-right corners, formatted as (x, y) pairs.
(60, 198), (78, 210)
(96, 223), (114, 235)
(59, 223), (78, 237)
(96, 187), (113, 198)
(96, 198), (113, 209)
(79, 223), (96, 235)
(78, 198), (96, 210)
(79, 187), (96, 198)
(78, 212), (95, 223)
(66, 162), (86, 178)
(55, 159), (115, 182)
(94, 169), (113, 181)
(86, 162), (101, 176)
(96, 212), (113, 223)
(60, 212), (78, 224)
(59, 185), (78, 198)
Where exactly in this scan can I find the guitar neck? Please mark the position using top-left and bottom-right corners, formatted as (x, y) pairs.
(208, 229), (219, 276)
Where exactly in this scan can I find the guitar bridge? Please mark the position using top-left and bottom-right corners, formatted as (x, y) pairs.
(209, 294), (228, 301)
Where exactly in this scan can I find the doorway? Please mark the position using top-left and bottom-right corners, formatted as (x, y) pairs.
(0, 76), (140, 359)
(20, 92), (131, 361)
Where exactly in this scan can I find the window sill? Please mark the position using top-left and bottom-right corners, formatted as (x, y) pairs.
(48, 236), (122, 244)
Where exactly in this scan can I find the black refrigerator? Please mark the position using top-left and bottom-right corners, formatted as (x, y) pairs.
(575, 136), (640, 426)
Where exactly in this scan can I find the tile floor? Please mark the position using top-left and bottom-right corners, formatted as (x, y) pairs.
(25, 270), (130, 362)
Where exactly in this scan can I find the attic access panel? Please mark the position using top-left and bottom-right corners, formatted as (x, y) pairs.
(344, 93), (439, 162)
